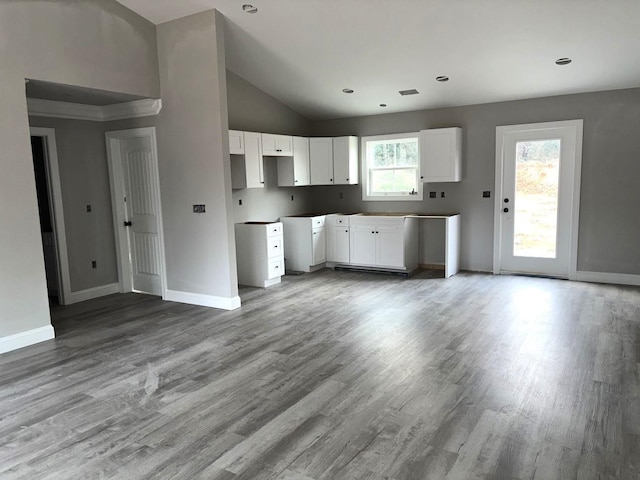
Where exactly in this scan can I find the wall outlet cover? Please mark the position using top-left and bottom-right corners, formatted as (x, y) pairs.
(429, 191), (436, 198)
(440, 192), (445, 198)
(86, 204), (92, 213)
(91, 260), (97, 269)
(483, 191), (491, 198)
(193, 204), (206, 213)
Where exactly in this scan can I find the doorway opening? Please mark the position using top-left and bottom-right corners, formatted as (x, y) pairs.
(30, 131), (66, 305)
(493, 120), (583, 279)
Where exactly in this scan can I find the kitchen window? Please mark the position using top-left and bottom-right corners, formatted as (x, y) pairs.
(361, 133), (422, 201)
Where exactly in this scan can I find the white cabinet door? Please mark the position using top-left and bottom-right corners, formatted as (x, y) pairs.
(420, 127), (462, 182)
(333, 136), (358, 185)
(292, 136), (310, 185)
(350, 225), (377, 265)
(376, 227), (405, 268)
(312, 227), (326, 265)
(262, 133), (293, 156)
(277, 137), (310, 186)
(229, 130), (244, 154)
(230, 132), (264, 189)
(310, 137), (334, 185)
(327, 226), (350, 263)
(244, 132), (264, 188)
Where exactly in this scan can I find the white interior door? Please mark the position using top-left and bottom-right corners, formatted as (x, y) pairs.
(107, 128), (165, 297)
(494, 120), (582, 278)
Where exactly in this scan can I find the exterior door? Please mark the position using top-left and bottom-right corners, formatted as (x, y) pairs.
(494, 120), (582, 278)
(106, 128), (165, 296)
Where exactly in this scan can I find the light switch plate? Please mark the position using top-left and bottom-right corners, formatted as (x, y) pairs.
(193, 204), (206, 213)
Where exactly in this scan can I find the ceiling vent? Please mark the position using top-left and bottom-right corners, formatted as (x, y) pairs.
(399, 89), (419, 96)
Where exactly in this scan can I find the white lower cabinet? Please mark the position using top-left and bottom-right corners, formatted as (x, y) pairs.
(280, 215), (326, 273)
(326, 214), (351, 263)
(235, 222), (284, 287)
(348, 215), (418, 271)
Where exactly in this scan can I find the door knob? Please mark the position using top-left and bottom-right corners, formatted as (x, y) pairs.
(503, 208), (509, 213)
(124, 221), (132, 227)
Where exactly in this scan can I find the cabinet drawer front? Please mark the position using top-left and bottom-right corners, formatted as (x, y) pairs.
(267, 223), (283, 236)
(311, 216), (325, 228)
(267, 236), (283, 258)
(268, 258), (284, 279)
(326, 215), (350, 227)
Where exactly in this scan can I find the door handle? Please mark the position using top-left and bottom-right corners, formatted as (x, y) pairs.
(124, 221), (132, 227)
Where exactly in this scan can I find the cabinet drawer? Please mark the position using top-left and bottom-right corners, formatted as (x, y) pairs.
(267, 223), (283, 237)
(310, 216), (325, 228)
(268, 257), (284, 279)
(267, 236), (283, 258)
(326, 215), (350, 227)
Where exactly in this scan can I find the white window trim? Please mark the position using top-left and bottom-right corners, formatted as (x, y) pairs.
(361, 132), (423, 201)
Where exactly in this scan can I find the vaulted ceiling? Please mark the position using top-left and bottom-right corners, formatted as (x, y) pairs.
(116, 0), (640, 120)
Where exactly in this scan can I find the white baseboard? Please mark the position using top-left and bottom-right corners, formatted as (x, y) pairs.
(164, 290), (241, 310)
(0, 325), (55, 355)
(65, 283), (120, 304)
(575, 271), (640, 287)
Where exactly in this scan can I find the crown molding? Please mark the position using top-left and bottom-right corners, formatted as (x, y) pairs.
(27, 98), (162, 122)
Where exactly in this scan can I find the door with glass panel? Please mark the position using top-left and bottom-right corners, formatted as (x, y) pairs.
(494, 121), (582, 277)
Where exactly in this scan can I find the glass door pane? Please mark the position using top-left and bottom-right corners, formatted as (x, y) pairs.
(513, 139), (561, 258)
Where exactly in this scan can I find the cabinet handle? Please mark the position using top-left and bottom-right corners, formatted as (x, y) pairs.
(371, 231), (375, 234)
(295, 180), (298, 183)
(330, 178), (333, 182)
(345, 230), (348, 233)
(275, 265), (279, 269)
(346, 178), (349, 181)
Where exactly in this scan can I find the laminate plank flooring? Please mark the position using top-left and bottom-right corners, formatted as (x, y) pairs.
(1, 270), (639, 479)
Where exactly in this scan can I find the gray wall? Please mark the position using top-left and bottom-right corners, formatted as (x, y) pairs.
(227, 71), (314, 223)
(0, 0), (159, 339)
(309, 88), (640, 274)
(156, 10), (238, 299)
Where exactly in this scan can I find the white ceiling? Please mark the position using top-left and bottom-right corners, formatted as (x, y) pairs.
(116, 0), (640, 120)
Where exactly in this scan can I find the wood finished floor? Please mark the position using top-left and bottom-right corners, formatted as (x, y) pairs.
(1, 270), (639, 479)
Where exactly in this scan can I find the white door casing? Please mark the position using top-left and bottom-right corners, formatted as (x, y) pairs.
(29, 127), (69, 305)
(493, 120), (583, 278)
(106, 128), (166, 297)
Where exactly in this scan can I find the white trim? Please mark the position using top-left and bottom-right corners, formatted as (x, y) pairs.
(165, 290), (242, 311)
(576, 271), (640, 287)
(27, 98), (162, 122)
(0, 326), (55, 355)
(105, 127), (168, 298)
(30, 127), (70, 305)
(493, 119), (583, 278)
(65, 283), (120, 304)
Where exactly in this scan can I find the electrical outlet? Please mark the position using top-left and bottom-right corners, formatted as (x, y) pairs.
(339, 192), (344, 199)
(86, 204), (92, 213)
(238, 199), (242, 206)
(193, 204), (206, 213)
(91, 260), (97, 269)
(483, 191), (491, 198)
(441, 192), (445, 198)
(291, 195), (294, 201)
(429, 191), (436, 198)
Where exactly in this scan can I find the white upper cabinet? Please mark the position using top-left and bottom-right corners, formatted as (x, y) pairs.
(332, 136), (358, 185)
(231, 131), (264, 189)
(277, 136), (310, 186)
(229, 130), (244, 155)
(420, 127), (462, 182)
(310, 137), (334, 185)
(262, 133), (294, 156)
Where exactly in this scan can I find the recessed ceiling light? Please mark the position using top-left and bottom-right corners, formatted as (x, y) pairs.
(380, 104), (387, 107)
(242, 4), (258, 14)
(435, 76), (449, 82)
(342, 88), (354, 94)
(399, 89), (419, 96)
(555, 57), (572, 65)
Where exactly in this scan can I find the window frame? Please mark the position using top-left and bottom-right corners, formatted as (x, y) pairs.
(361, 132), (423, 201)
